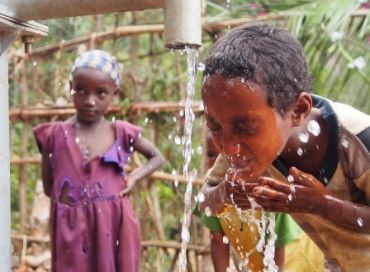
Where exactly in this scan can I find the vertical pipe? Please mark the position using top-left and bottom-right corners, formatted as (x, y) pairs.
(0, 35), (14, 271)
(164, 0), (202, 49)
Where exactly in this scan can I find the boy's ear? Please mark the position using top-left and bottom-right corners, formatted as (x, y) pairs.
(291, 92), (312, 126)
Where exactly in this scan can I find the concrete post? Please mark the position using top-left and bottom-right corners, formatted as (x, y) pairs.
(0, 31), (17, 272)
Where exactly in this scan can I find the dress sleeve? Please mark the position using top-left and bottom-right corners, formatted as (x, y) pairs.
(119, 121), (142, 154)
(274, 213), (302, 248)
(33, 123), (55, 154)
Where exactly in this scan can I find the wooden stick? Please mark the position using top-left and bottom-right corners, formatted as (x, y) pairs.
(11, 9), (369, 61)
(10, 101), (203, 121)
(11, 234), (210, 253)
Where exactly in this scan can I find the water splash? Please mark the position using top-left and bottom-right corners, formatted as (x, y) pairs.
(297, 148), (304, 156)
(357, 217), (364, 227)
(307, 120), (321, 136)
(342, 139), (349, 148)
(172, 169), (179, 187)
(178, 47), (199, 272)
(298, 132), (309, 143)
(221, 168), (278, 271)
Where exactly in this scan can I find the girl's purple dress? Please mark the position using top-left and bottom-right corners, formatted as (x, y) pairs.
(34, 120), (142, 272)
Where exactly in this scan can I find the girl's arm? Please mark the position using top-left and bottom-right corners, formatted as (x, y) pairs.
(120, 137), (164, 196)
(41, 150), (53, 197)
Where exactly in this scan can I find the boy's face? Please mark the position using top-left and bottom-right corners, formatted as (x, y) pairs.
(71, 67), (117, 124)
(202, 73), (293, 180)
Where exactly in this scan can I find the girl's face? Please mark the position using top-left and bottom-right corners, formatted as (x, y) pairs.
(71, 67), (117, 124)
(202, 73), (294, 180)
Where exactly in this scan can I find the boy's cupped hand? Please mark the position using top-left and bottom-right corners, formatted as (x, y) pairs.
(200, 172), (259, 215)
(252, 167), (331, 215)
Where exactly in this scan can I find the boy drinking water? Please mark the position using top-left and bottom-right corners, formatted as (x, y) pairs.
(199, 24), (370, 271)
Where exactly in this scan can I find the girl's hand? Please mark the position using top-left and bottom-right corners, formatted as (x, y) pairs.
(119, 177), (137, 196)
(252, 167), (331, 215)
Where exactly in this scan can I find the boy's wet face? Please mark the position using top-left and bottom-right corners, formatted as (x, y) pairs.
(202, 74), (292, 180)
(71, 67), (117, 124)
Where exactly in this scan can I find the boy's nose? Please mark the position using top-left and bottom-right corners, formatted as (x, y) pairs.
(221, 139), (241, 156)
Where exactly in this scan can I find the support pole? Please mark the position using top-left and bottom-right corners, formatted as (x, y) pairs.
(0, 32), (17, 272)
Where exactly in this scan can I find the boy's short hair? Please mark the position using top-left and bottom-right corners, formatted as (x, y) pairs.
(204, 24), (312, 115)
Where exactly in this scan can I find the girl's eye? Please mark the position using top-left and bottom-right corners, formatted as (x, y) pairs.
(74, 87), (85, 95)
(96, 89), (108, 97)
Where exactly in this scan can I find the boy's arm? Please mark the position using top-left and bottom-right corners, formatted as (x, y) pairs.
(253, 167), (370, 232)
(211, 231), (230, 272)
(120, 137), (164, 196)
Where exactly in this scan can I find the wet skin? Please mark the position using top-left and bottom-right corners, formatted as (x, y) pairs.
(201, 73), (370, 232)
(202, 73), (293, 180)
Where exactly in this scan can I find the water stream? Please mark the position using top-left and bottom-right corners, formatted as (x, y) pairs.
(178, 47), (199, 272)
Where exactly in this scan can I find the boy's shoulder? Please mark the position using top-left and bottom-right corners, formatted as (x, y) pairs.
(329, 99), (370, 135)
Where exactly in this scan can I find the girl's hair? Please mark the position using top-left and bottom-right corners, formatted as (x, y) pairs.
(204, 24), (312, 115)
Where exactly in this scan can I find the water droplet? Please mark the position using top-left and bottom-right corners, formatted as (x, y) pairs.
(357, 217), (363, 227)
(129, 146), (134, 152)
(70, 89), (76, 96)
(342, 139), (349, 148)
(297, 148), (304, 156)
(287, 175), (294, 183)
(205, 207), (211, 217)
(222, 235), (229, 244)
(307, 120), (321, 136)
(75, 137), (80, 143)
(49, 153), (53, 159)
(197, 62), (205, 71)
(288, 194), (293, 201)
(111, 116), (116, 122)
(116, 240), (119, 246)
(138, 133), (142, 138)
(144, 117), (149, 123)
(298, 132), (309, 143)
(197, 192), (205, 203)
(174, 135), (181, 145)
(32, 61), (37, 66)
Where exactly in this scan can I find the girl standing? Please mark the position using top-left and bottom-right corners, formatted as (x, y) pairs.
(34, 50), (164, 271)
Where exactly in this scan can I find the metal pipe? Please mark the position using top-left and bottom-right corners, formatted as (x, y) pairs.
(164, 0), (202, 49)
(10, 0), (163, 21)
